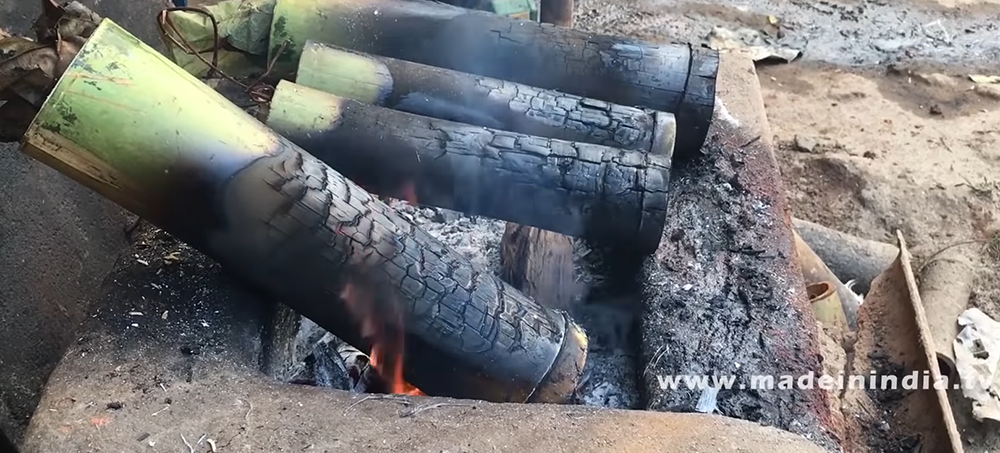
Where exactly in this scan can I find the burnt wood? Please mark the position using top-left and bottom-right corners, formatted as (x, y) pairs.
(296, 41), (676, 155)
(271, 0), (718, 156)
(266, 82), (672, 254)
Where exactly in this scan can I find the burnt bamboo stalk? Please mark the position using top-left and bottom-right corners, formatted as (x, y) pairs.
(295, 41), (677, 156)
(264, 81), (672, 254)
(21, 19), (587, 404)
(268, 0), (718, 156)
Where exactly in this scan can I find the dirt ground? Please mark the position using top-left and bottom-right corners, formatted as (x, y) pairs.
(576, 0), (1000, 450)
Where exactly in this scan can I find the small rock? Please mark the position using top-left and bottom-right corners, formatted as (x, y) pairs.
(878, 420), (891, 432)
(793, 135), (819, 153)
(432, 208), (462, 223)
(976, 84), (1000, 100)
(863, 151), (877, 159)
(914, 73), (957, 87)
(929, 104), (943, 115)
(106, 401), (124, 410)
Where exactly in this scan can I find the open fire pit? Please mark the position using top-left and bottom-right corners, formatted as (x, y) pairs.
(2, 1), (839, 452)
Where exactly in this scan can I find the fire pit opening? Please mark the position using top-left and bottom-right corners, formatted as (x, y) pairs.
(270, 203), (647, 409)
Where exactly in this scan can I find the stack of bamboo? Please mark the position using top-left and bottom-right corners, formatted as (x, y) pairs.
(11, 0), (719, 404)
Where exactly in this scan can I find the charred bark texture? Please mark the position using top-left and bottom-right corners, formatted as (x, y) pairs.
(266, 83), (672, 254)
(271, 0), (717, 156)
(217, 145), (586, 403)
(297, 42), (675, 154)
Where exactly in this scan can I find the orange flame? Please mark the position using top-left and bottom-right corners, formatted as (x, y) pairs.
(340, 282), (424, 396)
(369, 343), (425, 396)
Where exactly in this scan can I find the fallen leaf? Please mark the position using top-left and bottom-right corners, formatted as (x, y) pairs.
(970, 74), (1000, 84)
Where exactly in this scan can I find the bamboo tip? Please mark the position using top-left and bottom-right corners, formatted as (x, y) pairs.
(528, 315), (588, 404)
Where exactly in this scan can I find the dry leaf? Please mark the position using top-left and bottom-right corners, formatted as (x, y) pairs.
(969, 74), (1000, 84)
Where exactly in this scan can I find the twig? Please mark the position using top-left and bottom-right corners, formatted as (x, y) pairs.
(197, 434), (207, 448)
(151, 405), (170, 416)
(939, 137), (954, 153)
(399, 402), (475, 418)
(916, 240), (981, 274)
(343, 394), (412, 415)
(156, 8), (244, 86)
(208, 438), (217, 452)
(181, 434), (195, 453)
(243, 399), (254, 422)
(740, 135), (761, 148)
(642, 344), (668, 377)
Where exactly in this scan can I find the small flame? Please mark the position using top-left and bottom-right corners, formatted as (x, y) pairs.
(369, 343), (424, 396)
(340, 281), (424, 396)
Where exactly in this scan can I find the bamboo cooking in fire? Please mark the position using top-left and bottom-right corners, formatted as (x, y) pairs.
(19, 19), (587, 404)
(264, 81), (672, 254)
(294, 41), (677, 156)
(267, 0), (718, 156)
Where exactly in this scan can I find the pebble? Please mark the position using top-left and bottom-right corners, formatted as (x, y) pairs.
(793, 135), (820, 153)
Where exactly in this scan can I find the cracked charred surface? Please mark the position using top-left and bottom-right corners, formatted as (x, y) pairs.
(209, 145), (584, 403)
(297, 42), (673, 154)
(271, 0), (717, 155)
(639, 56), (839, 450)
(265, 84), (672, 254)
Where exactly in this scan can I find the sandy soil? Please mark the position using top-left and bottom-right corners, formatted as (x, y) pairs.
(576, 0), (1000, 450)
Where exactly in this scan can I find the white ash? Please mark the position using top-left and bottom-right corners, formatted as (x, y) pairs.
(389, 200), (506, 273)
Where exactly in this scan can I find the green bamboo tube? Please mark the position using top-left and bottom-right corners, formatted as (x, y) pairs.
(267, 0), (717, 157)
(21, 19), (587, 404)
(806, 281), (848, 331)
(295, 41), (677, 155)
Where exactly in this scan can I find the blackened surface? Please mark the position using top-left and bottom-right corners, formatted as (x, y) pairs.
(212, 147), (578, 402)
(639, 121), (838, 450)
(273, 98), (671, 253)
(273, 0), (716, 155)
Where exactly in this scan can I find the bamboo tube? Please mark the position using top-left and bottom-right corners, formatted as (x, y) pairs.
(793, 231), (859, 330)
(20, 19), (586, 404)
(792, 218), (897, 295)
(267, 0), (717, 156)
(264, 80), (672, 254)
(295, 41), (677, 156)
(806, 281), (848, 331)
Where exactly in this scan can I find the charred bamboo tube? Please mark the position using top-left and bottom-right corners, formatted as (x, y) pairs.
(296, 41), (677, 156)
(268, 0), (717, 156)
(792, 218), (897, 295)
(21, 19), (587, 404)
(264, 81), (671, 253)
